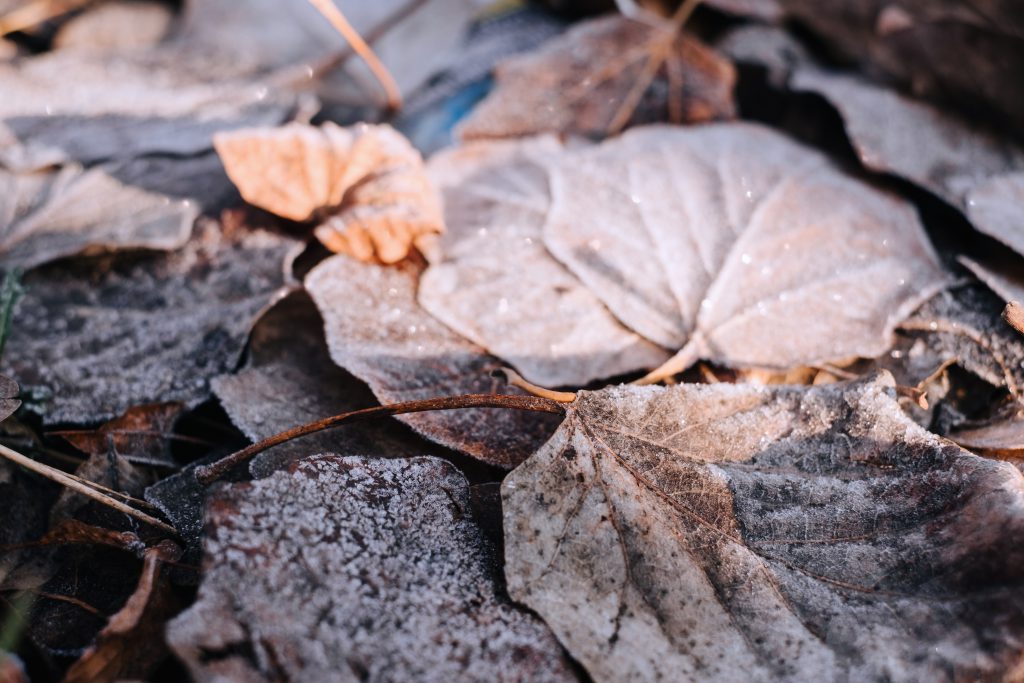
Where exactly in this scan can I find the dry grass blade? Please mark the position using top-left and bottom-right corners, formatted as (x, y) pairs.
(306, 0), (402, 111)
(0, 443), (175, 535)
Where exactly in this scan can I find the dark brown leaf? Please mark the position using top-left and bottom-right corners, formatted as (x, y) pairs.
(167, 455), (578, 682)
(53, 403), (184, 468)
(503, 374), (1024, 682)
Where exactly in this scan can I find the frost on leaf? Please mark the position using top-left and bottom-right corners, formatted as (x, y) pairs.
(542, 123), (948, 380)
(306, 254), (559, 468)
(211, 291), (433, 478)
(502, 374), (1024, 682)
(214, 122), (444, 264)
(458, 14), (735, 140)
(1, 218), (300, 425)
(420, 135), (668, 387)
(168, 455), (577, 683)
(0, 163), (196, 270)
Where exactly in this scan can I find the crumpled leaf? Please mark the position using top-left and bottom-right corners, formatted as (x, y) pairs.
(791, 68), (1024, 256)
(1, 218), (301, 425)
(0, 48), (299, 171)
(542, 123), (947, 378)
(63, 540), (181, 683)
(53, 0), (174, 52)
(0, 163), (197, 271)
(211, 291), (433, 478)
(306, 255), (560, 468)
(503, 374), (1024, 682)
(420, 135), (668, 387)
(214, 122), (443, 263)
(168, 455), (578, 682)
(458, 14), (735, 140)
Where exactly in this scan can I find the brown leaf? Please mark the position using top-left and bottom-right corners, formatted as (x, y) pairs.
(540, 123), (947, 381)
(306, 254), (559, 468)
(211, 291), (434, 478)
(420, 135), (669, 387)
(951, 412), (1024, 466)
(458, 14), (735, 140)
(959, 254), (1024, 306)
(64, 540), (182, 683)
(0, 374), (19, 423)
(1006, 302), (1024, 336)
(52, 1), (173, 52)
(503, 374), (1024, 682)
(53, 403), (184, 468)
(0, 163), (197, 271)
(1, 218), (301, 425)
(167, 455), (578, 682)
(215, 122), (444, 263)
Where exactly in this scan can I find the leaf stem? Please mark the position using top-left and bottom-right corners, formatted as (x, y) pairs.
(195, 393), (566, 485)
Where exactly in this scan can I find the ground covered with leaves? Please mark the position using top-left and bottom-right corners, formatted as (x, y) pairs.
(1, 0), (1023, 681)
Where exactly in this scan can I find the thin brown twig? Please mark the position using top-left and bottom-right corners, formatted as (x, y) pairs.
(306, 0), (403, 111)
(492, 368), (577, 403)
(195, 394), (566, 485)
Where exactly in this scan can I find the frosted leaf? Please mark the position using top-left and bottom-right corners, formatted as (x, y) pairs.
(1, 218), (301, 425)
(959, 255), (1024, 306)
(420, 135), (669, 387)
(542, 123), (948, 380)
(215, 123), (443, 264)
(168, 455), (577, 683)
(503, 374), (1024, 682)
(458, 14), (735, 140)
(0, 163), (196, 271)
(211, 292), (433, 478)
(306, 255), (559, 468)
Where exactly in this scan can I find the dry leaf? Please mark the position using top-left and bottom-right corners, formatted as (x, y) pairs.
(306, 255), (560, 468)
(420, 135), (669, 387)
(951, 412), (1024, 464)
(1, 218), (300, 425)
(53, 403), (184, 468)
(211, 291), (434, 479)
(959, 255), (1024, 307)
(53, 1), (173, 52)
(541, 123), (947, 379)
(214, 122), (443, 263)
(503, 374), (1024, 682)
(791, 68), (1024, 257)
(0, 374), (19, 423)
(168, 455), (578, 682)
(1006, 302), (1024, 336)
(458, 14), (735, 140)
(0, 163), (197, 271)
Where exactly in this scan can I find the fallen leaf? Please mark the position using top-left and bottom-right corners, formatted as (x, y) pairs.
(420, 135), (669, 387)
(503, 374), (1024, 682)
(0, 48), (299, 171)
(306, 254), (560, 468)
(53, 403), (184, 468)
(1006, 302), (1024, 336)
(791, 68), (1024, 256)
(0, 163), (197, 271)
(64, 540), (181, 683)
(211, 291), (434, 479)
(52, 0), (174, 52)
(458, 14), (735, 140)
(951, 412), (1024, 464)
(1, 217), (301, 425)
(214, 122), (443, 263)
(959, 254), (1024, 306)
(168, 455), (578, 682)
(0, 374), (18, 423)
(541, 123), (947, 380)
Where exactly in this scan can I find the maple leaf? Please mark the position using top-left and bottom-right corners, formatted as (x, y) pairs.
(214, 122), (444, 263)
(502, 374), (1024, 682)
(168, 455), (578, 682)
(457, 13), (736, 140)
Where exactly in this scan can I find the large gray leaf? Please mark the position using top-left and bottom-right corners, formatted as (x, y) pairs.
(305, 255), (559, 468)
(420, 135), (669, 387)
(503, 374), (1024, 682)
(2, 218), (301, 425)
(543, 123), (948, 379)
(168, 455), (578, 682)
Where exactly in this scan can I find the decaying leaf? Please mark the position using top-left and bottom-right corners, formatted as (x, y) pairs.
(458, 14), (735, 140)
(0, 163), (197, 271)
(503, 374), (1024, 682)
(420, 135), (668, 387)
(53, 402), (184, 468)
(1, 218), (300, 425)
(791, 68), (1024, 257)
(63, 541), (181, 683)
(306, 255), (560, 468)
(0, 373), (18, 423)
(215, 122), (443, 263)
(211, 291), (432, 479)
(541, 123), (947, 381)
(53, 0), (174, 52)
(168, 455), (578, 682)
(951, 412), (1024, 465)
(0, 48), (299, 171)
